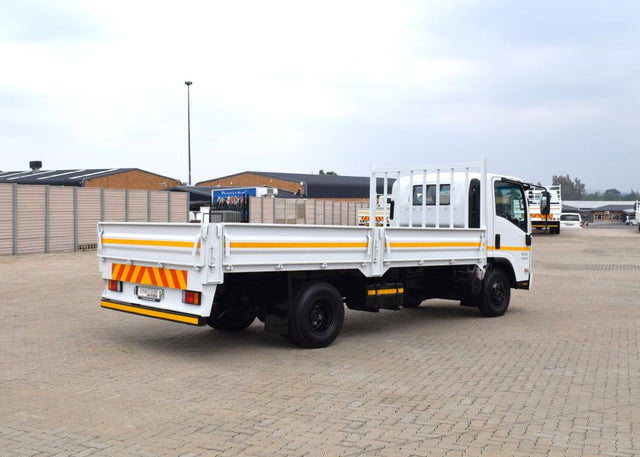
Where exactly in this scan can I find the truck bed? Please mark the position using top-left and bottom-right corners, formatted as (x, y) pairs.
(99, 221), (487, 281)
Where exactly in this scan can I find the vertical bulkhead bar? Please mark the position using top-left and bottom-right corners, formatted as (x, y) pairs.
(395, 171), (401, 227)
(449, 168), (455, 228)
(464, 167), (469, 228)
(435, 169), (441, 228)
(481, 158), (488, 230)
(408, 170), (414, 227)
(382, 173), (388, 227)
(421, 169), (427, 228)
(369, 171), (376, 228)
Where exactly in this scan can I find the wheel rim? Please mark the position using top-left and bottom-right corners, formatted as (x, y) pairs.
(309, 300), (332, 331)
(490, 281), (507, 305)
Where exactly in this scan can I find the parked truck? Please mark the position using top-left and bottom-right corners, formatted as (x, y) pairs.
(636, 201), (640, 232)
(357, 195), (391, 226)
(527, 184), (561, 234)
(98, 161), (549, 348)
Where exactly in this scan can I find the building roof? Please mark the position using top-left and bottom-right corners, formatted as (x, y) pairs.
(197, 171), (394, 198)
(0, 168), (177, 186)
(563, 200), (636, 211)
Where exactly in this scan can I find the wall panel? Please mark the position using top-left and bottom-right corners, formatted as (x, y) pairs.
(0, 184), (14, 254)
(16, 186), (46, 254)
(48, 187), (75, 252)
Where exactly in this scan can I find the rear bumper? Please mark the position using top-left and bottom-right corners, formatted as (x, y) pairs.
(101, 299), (205, 326)
(532, 221), (559, 229)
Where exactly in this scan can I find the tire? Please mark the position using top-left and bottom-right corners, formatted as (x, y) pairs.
(207, 297), (256, 332)
(478, 269), (510, 317)
(289, 282), (344, 348)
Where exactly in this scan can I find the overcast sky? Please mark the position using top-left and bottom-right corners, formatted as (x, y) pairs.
(1, 0), (638, 191)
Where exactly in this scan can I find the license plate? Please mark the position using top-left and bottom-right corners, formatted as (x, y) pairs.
(136, 286), (164, 301)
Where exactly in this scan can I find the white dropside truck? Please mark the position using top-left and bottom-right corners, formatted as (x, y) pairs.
(527, 184), (561, 234)
(98, 161), (549, 348)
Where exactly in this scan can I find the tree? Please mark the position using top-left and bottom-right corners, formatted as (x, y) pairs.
(551, 174), (586, 200)
(602, 188), (621, 200)
(585, 189), (640, 201)
(319, 170), (338, 176)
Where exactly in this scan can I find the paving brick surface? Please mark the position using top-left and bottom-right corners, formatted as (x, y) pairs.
(1, 227), (639, 456)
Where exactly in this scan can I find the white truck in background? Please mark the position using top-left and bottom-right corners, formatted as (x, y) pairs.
(98, 160), (549, 348)
(636, 201), (640, 232)
(357, 195), (391, 226)
(528, 184), (561, 234)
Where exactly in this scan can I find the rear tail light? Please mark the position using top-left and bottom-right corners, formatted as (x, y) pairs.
(108, 280), (122, 292)
(182, 290), (201, 306)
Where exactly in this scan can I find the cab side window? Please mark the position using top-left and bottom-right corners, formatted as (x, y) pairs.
(413, 185), (450, 205)
(494, 181), (527, 232)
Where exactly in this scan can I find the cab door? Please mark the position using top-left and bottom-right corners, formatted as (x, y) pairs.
(491, 179), (532, 287)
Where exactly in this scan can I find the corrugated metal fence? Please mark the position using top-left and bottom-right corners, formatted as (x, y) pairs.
(248, 197), (368, 225)
(0, 184), (188, 255)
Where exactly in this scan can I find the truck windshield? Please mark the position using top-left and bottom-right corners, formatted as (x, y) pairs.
(495, 181), (527, 232)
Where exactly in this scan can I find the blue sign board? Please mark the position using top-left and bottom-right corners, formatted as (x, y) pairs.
(212, 188), (257, 210)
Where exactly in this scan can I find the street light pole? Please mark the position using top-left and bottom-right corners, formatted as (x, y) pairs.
(185, 81), (192, 186)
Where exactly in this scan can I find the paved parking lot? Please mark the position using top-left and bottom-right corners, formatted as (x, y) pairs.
(1, 227), (639, 456)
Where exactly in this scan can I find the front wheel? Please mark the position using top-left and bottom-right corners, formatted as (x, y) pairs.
(289, 282), (344, 348)
(479, 269), (510, 317)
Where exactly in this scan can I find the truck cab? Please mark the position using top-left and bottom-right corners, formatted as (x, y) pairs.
(379, 168), (537, 288)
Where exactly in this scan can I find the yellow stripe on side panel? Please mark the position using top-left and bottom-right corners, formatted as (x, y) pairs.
(101, 300), (200, 325)
(102, 238), (200, 249)
(389, 242), (481, 249)
(487, 246), (531, 252)
(229, 242), (368, 249)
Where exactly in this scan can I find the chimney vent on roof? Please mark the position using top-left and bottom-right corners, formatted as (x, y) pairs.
(29, 161), (42, 172)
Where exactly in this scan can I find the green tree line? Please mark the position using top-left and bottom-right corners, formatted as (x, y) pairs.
(550, 174), (640, 201)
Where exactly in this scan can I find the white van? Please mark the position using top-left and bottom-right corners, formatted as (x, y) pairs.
(560, 213), (583, 229)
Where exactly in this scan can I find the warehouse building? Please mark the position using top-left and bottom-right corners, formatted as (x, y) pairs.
(0, 162), (181, 190)
(197, 171), (392, 199)
(563, 200), (636, 223)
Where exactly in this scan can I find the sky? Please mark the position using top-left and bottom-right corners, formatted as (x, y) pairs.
(1, 0), (638, 191)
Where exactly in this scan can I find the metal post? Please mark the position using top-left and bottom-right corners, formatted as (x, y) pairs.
(449, 167), (455, 228)
(185, 81), (193, 186)
(73, 187), (78, 252)
(100, 188), (105, 222)
(125, 189), (129, 222)
(409, 170), (414, 227)
(167, 191), (171, 222)
(421, 169), (427, 228)
(12, 184), (17, 255)
(44, 186), (50, 253)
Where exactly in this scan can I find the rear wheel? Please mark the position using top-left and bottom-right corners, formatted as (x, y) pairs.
(289, 282), (344, 348)
(478, 269), (510, 317)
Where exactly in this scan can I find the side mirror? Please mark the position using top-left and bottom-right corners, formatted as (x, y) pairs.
(540, 191), (551, 215)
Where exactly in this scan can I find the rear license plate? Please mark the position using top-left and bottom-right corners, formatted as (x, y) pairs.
(136, 286), (164, 301)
